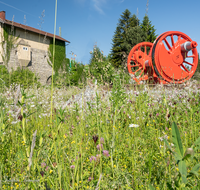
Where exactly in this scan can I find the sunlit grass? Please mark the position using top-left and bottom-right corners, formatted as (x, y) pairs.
(0, 79), (200, 189)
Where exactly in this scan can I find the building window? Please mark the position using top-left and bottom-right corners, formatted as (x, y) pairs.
(23, 47), (28, 51)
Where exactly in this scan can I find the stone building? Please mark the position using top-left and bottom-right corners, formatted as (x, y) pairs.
(0, 11), (70, 84)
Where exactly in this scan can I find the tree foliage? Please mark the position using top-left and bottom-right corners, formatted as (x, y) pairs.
(141, 14), (157, 43)
(121, 26), (147, 66)
(89, 45), (115, 84)
(110, 9), (157, 68)
(110, 9), (139, 68)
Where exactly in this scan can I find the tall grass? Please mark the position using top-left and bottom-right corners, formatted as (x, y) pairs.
(0, 79), (200, 189)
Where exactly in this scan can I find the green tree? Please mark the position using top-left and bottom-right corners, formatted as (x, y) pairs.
(121, 26), (147, 67)
(89, 45), (115, 84)
(89, 45), (106, 64)
(141, 14), (157, 43)
(110, 9), (139, 68)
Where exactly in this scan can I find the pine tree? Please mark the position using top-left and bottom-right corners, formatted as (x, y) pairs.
(141, 14), (157, 43)
(110, 9), (139, 68)
(120, 26), (147, 67)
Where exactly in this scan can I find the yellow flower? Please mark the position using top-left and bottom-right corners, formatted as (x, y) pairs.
(71, 141), (75, 144)
(153, 120), (155, 122)
(114, 165), (116, 168)
(147, 124), (149, 126)
(176, 168), (179, 171)
(63, 135), (66, 139)
(50, 170), (53, 174)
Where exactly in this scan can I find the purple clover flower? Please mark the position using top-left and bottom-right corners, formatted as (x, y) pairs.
(41, 162), (46, 168)
(88, 176), (93, 182)
(103, 150), (110, 157)
(70, 165), (75, 169)
(97, 144), (103, 151)
(89, 156), (96, 162)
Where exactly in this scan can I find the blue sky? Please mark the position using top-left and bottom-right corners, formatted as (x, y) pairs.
(0, 0), (200, 64)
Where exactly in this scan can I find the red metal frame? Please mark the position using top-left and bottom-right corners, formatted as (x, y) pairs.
(127, 31), (198, 84)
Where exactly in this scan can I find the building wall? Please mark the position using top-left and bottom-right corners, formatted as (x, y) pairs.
(1, 25), (53, 85)
(15, 28), (50, 51)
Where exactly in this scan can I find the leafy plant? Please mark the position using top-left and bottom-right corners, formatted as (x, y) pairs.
(163, 122), (200, 188)
(9, 67), (41, 88)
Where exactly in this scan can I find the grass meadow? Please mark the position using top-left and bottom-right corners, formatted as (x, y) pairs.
(0, 79), (200, 190)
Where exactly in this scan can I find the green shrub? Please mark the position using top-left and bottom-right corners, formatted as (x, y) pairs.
(9, 67), (41, 88)
(0, 65), (9, 87)
(53, 60), (86, 88)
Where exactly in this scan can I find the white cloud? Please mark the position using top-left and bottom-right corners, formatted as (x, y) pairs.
(92, 0), (106, 15)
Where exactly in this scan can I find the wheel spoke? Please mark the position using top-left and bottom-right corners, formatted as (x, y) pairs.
(181, 64), (189, 73)
(139, 69), (144, 76)
(164, 38), (172, 51)
(144, 45), (147, 55)
(133, 68), (141, 75)
(186, 55), (195, 58)
(130, 65), (139, 68)
(171, 35), (175, 47)
(183, 61), (193, 66)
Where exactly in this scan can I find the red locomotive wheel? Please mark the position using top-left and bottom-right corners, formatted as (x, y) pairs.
(127, 42), (153, 84)
(152, 31), (198, 83)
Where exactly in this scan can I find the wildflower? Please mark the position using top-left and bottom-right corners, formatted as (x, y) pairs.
(100, 137), (104, 144)
(103, 150), (110, 157)
(97, 144), (103, 151)
(88, 176), (93, 182)
(41, 162), (46, 168)
(96, 154), (101, 160)
(93, 135), (98, 144)
(18, 114), (23, 121)
(53, 162), (57, 167)
(49, 170), (53, 174)
(89, 156), (96, 162)
(129, 124), (139, 128)
(40, 171), (45, 177)
(158, 135), (168, 141)
(156, 113), (159, 117)
(70, 165), (75, 169)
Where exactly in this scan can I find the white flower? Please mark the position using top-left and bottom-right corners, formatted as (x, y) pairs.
(11, 121), (18, 124)
(129, 124), (139, 128)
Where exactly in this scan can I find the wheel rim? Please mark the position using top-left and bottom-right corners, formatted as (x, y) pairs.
(152, 31), (198, 83)
(127, 42), (153, 83)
